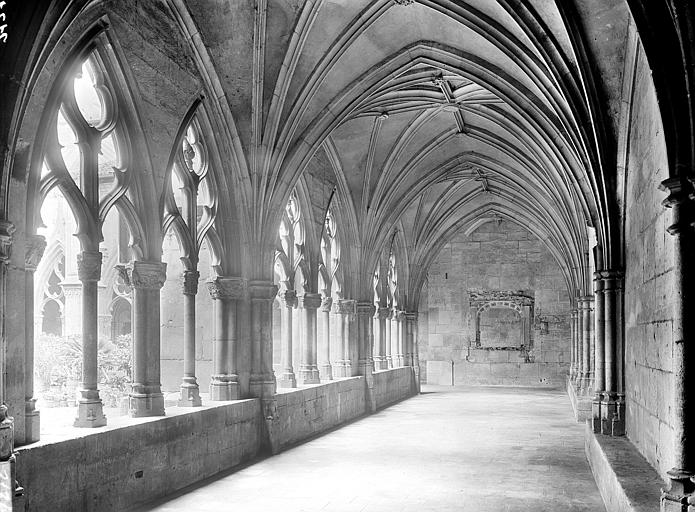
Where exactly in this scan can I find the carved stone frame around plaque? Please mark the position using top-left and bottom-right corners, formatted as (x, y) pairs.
(468, 289), (534, 353)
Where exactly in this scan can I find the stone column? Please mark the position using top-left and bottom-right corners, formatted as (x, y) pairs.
(248, 281), (278, 398)
(406, 312), (417, 367)
(24, 235), (45, 442)
(601, 270), (625, 436)
(0, 223), (15, 445)
(342, 300), (355, 376)
(125, 261), (166, 417)
(384, 309), (393, 368)
(74, 251), (107, 427)
(277, 290), (297, 388)
(356, 302), (376, 376)
(659, 177), (695, 511)
(318, 296), (333, 381)
(592, 273), (606, 432)
(376, 307), (390, 370)
(395, 310), (406, 367)
(331, 299), (349, 377)
(569, 308), (578, 381)
(576, 298), (587, 391)
(207, 277), (244, 400)
(179, 270), (201, 407)
(297, 292), (321, 384)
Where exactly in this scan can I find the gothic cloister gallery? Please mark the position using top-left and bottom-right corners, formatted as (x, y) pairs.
(1, 0), (695, 510)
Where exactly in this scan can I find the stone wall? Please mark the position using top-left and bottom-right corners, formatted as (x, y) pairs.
(270, 377), (367, 452)
(418, 220), (571, 386)
(16, 373), (417, 511)
(17, 400), (261, 511)
(373, 367), (417, 409)
(623, 45), (674, 479)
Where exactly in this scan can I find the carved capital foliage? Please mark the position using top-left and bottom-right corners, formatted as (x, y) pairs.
(393, 0), (415, 5)
(356, 302), (376, 317)
(25, 234), (47, 271)
(248, 280), (277, 301)
(208, 276), (247, 300)
(0, 220), (15, 265)
(77, 251), (102, 282)
(395, 310), (406, 321)
(127, 261), (167, 290)
(181, 270), (200, 295)
(333, 299), (355, 315)
(320, 296), (333, 312)
(277, 289), (297, 308)
(297, 292), (322, 310)
(378, 307), (392, 320)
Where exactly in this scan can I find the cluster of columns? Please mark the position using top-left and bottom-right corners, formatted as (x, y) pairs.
(660, 177), (695, 511)
(276, 295), (420, 388)
(372, 308), (416, 370)
(568, 270), (625, 437)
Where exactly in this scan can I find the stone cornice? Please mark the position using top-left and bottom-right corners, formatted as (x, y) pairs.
(181, 270), (200, 296)
(0, 220), (15, 265)
(126, 261), (167, 290)
(297, 292), (322, 310)
(25, 234), (46, 271)
(77, 251), (102, 282)
(208, 276), (247, 300)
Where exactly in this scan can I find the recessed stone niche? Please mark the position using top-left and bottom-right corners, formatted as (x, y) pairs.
(469, 289), (533, 354)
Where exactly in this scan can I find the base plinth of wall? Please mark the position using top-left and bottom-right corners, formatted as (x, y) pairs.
(585, 422), (663, 512)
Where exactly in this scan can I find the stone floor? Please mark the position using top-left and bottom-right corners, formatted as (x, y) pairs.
(134, 386), (606, 512)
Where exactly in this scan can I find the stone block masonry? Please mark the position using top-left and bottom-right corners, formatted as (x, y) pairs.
(15, 369), (417, 511)
(419, 220), (570, 387)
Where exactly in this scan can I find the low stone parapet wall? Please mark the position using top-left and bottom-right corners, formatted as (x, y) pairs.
(17, 399), (261, 511)
(373, 367), (417, 409)
(269, 377), (367, 452)
(15, 371), (418, 511)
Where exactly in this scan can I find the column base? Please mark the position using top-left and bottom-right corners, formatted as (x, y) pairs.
(331, 363), (346, 378)
(178, 381), (202, 407)
(129, 393), (165, 417)
(25, 399), (40, 443)
(661, 470), (695, 511)
(601, 397), (625, 436)
(209, 378), (240, 401)
(374, 357), (388, 370)
(320, 364), (333, 381)
(385, 356), (393, 369)
(591, 395), (602, 433)
(298, 368), (320, 385)
(278, 371), (297, 388)
(74, 399), (107, 427)
(249, 375), (276, 398)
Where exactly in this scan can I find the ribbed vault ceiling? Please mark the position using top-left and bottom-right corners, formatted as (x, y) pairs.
(183, 0), (629, 303)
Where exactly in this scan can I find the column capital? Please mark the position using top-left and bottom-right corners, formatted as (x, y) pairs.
(208, 276), (247, 300)
(277, 289), (297, 308)
(248, 280), (277, 301)
(0, 220), (15, 265)
(181, 270), (200, 296)
(395, 310), (406, 321)
(659, 176), (695, 234)
(320, 296), (333, 312)
(378, 307), (392, 320)
(77, 251), (102, 282)
(297, 292), (322, 310)
(405, 311), (418, 321)
(24, 234), (47, 271)
(126, 260), (167, 290)
(333, 299), (355, 315)
(600, 269), (624, 286)
(356, 302), (376, 317)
